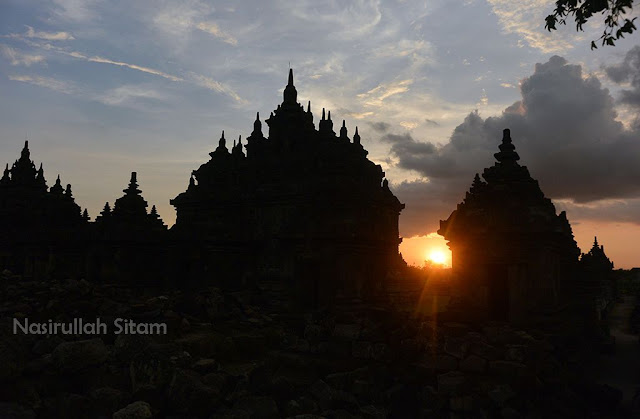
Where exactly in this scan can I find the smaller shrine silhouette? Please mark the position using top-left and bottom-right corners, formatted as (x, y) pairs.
(0, 141), (88, 278)
(580, 236), (616, 322)
(88, 172), (167, 284)
(438, 129), (580, 323)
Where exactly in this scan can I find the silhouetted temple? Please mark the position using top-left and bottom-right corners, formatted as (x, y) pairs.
(0, 141), (88, 278)
(581, 236), (614, 271)
(0, 142), (168, 282)
(0, 71), (405, 306)
(171, 70), (405, 304)
(580, 236), (616, 321)
(438, 129), (581, 322)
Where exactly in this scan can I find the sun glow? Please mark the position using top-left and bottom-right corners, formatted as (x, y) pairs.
(428, 249), (447, 265)
(400, 234), (452, 267)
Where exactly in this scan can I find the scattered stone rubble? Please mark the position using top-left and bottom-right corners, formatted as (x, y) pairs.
(0, 274), (629, 418)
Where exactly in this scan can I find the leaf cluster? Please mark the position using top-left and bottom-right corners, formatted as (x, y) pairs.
(544, 0), (637, 49)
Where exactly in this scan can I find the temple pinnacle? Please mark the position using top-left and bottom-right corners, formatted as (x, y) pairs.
(494, 128), (520, 163)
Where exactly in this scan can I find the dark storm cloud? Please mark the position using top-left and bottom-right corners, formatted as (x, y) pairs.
(604, 45), (640, 107)
(368, 121), (392, 132)
(392, 177), (473, 237)
(555, 198), (640, 225)
(390, 52), (640, 237)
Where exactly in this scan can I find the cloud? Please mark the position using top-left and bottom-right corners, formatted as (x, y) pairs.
(388, 53), (640, 237)
(425, 118), (439, 127)
(392, 178), (469, 236)
(0, 45), (45, 66)
(368, 121), (391, 132)
(152, 1), (210, 33)
(195, 22), (237, 45)
(98, 84), (167, 108)
(52, 0), (99, 22)
(478, 89), (488, 106)
(605, 46), (640, 111)
(357, 79), (413, 107)
(8, 38), (245, 103)
(555, 198), (640, 225)
(190, 74), (246, 104)
(382, 133), (437, 174)
(61, 50), (184, 82)
(287, 0), (383, 40)
(8, 75), (76, 94)
(23, 26), (75, 41)
(486, 0), (575, 53)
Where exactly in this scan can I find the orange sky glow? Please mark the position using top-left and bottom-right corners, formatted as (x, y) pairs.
(400, 221), (640, 270)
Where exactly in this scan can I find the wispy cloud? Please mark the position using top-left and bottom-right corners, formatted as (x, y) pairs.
(358, 79), (413, 107)
(478, 88), (488, 106)
(287, 0), (383, 40)
(98, 84), (166, 107)
(8, 74), (76, 94)
(13, 25), (75, 41)
(487, 0), (574, 53)
(195, 22), (238, 45)
(0, 45), (45, 66)
(51, 0), (98, 22)
(8, 38), (246, 103)
(62, 50), (184, 82)
(400, 121), (418, 130)
(190, 74), (246, 104)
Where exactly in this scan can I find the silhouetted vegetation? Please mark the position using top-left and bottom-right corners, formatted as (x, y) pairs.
(545, 0), (637, 49)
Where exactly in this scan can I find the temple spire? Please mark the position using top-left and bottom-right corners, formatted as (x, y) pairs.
(50, 174), (63, 195)
(283, 68), (298, 104)
(307, 101), (311, 112)
(494, 128), (520, 164)
(353, 127), (361, 145)
(340, 120), (348, 139)
(322, 108), (326, 120)
(213, 130), (229, 155)
(124, 172), (142, 196)
(254, 112), (261, 131)
(21, 140), (30, 160)
(65, 184), (73, 199)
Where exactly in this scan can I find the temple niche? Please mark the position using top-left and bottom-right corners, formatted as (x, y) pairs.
(171, 70), (405, 305)
(438, 129), (580, 323)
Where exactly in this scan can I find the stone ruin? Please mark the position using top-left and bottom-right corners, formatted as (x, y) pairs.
(438, 129), (614, 337)
(170, 69), (405, 305)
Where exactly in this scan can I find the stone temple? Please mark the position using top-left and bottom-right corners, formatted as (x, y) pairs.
(170, 69), (405, 305)
(438, 129), (581, 323)
(0, 70), (405, 308)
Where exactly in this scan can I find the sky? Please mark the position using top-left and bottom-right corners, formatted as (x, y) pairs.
(1, 0), (639, 269)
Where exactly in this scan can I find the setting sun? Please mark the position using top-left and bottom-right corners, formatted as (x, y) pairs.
(428, 250), (447, 265)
